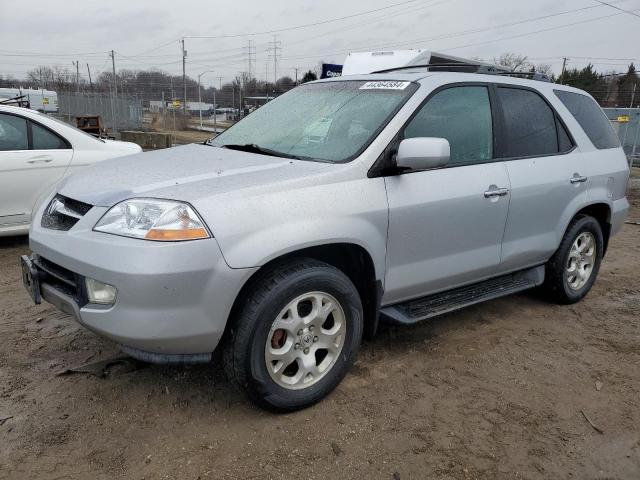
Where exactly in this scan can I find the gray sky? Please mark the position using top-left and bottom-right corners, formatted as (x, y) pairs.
(1, 0), (638, 87)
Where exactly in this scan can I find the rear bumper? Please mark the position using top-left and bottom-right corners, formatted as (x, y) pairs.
(27, 203), (257, 357)
(610, 197), (630, 236)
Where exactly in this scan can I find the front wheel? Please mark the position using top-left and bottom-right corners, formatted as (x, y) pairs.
(223, 258), (363, 412)
(542, 214), (604, 304)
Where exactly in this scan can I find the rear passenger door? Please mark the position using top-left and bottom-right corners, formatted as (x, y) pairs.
(0, 113), (73, 226)
(495, 85), (586, 272)
(384, 84), (511, 304)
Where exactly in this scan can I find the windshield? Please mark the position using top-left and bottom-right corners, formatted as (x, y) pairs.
(210, 80), (417, 163)
(35, 111), (105, 143)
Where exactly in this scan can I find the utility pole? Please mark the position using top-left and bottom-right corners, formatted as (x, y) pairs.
(72, 61), (80, 92)
(268, 34), (281, 89)
(86, 63), (93, 91)
(216, 77), (222, 133)
(110, 50), (118, 134)
(560, 57), (568, 85)
(294, 67), (299, 85)
(181, 38), (187, 113)
(197, 70), (215, 129)
(39, 67), (45, 113)
(170, 76), (176, 137)
(162, 90), (166, 130)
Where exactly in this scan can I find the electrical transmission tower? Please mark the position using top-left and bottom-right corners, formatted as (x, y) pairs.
(243, 40), (256, 79)
(268, 35), (282, 88)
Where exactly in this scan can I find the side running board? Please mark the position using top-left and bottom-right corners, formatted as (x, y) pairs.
(380, 266), (544, 325)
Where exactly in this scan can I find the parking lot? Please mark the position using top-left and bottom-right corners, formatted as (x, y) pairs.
(0, 169), (638, 480)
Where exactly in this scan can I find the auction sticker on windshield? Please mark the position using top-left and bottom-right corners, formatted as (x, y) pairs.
(360, 81), (410, 90)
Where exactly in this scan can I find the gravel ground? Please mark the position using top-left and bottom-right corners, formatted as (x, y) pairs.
(0, 169), (639, 480)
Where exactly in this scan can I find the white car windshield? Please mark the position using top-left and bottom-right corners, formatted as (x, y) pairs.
(209, 80), (417, 163)
(35, 111), (105, 143)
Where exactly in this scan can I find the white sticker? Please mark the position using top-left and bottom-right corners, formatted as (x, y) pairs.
(360, 81), (410, 90)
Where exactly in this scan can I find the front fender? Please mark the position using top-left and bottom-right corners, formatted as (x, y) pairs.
(203, 177), (389, 281)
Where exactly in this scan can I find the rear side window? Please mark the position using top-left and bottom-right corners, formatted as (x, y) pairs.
(31, 122), (68, 150)
(554, 90), (620, 149)
(404, 85), (493, 165)
(0, 113), (28, 151)
(496, 87), (559, 158)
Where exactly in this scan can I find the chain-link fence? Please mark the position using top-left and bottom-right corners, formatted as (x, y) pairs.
(604, 108), (640, 166)
(57, 91), (143, 132)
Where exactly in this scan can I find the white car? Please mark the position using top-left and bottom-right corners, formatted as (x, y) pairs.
(0, 105), (141, 236)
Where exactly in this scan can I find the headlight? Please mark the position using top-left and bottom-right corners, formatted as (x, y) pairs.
(94, 198), (210, 241)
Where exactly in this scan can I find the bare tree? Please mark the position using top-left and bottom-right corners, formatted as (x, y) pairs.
(533, 63), (553, 77)
(26, 66), (75, 91)
(493, 53), (532, 72)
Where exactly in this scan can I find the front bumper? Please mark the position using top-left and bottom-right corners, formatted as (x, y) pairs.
(26, 201), (257, 358)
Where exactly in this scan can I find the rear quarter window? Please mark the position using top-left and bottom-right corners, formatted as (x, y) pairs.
(554, 90), (620, 150)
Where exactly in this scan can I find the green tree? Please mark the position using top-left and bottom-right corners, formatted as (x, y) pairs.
(562, 64), (609, 104)
(616, 63), (639, 107)
(301, 70), (318, 83)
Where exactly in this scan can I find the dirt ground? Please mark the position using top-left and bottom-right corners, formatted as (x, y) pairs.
(1, 170), (639, 480)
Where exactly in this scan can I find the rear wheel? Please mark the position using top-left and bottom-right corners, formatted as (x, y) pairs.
(223, 258), (363, 412)
(542, 215), (604, 304)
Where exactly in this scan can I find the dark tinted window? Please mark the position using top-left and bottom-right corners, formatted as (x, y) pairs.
(557, 118), (573, 152)
(497, 87), (558, 157)
(32, 122), (68, 149)
(554, 90), (620, 149)
(404, 86), (493, 164)
(0, 114), (28, 151)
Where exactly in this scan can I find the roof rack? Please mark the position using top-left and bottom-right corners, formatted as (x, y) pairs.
(371, 63), (552, 83)
(0, 94), (31, 108)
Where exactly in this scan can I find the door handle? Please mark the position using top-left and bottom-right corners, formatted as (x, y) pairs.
(484, 187), (509, 198)
(570, 174), (588, 184)
(27, 156), (53, 164)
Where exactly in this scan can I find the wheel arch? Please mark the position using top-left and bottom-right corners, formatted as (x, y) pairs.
(572, 202), (612, 255)
(220, 243), (383, 351)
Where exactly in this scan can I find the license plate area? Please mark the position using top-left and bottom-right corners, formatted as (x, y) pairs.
(21, 255), (41, 304)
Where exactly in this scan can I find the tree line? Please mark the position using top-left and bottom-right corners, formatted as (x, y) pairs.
(0, 65), (318, 108)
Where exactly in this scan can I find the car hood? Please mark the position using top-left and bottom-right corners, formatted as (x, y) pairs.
(58, 143), (332, 206)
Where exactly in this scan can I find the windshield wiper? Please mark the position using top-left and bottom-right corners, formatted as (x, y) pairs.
(219, 143), (302, 160)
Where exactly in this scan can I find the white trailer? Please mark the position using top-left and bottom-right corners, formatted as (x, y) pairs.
(0, 87), (58, 112)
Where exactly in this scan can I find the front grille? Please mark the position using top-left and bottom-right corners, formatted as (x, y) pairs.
(33, 256), (87, 306)
(41, 194), (93, 231)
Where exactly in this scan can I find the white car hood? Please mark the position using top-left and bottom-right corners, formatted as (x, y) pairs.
(57, 143), (332, 206)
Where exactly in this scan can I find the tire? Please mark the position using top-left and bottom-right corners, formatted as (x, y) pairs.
(542, 214), (604, 304)
(223, 258), (363, 412)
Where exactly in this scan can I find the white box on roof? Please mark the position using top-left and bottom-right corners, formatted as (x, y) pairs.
(342, 50), (511, 76)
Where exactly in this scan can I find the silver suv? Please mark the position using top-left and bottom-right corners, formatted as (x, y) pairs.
(22, 70), (629, 411)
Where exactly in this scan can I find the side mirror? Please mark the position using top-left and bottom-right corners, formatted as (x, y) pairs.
(396, 137), (450, 171)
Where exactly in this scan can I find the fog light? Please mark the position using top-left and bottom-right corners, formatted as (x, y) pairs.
(85, 278), (117, 305)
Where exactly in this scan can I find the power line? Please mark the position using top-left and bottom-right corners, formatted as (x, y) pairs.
(0, 50), (107, 57)
(442, 8), (637, 53)
(278, 1), (634, 62)
(184, 0), (424, 38)
(592, 0), (640, 19)
(530, 55), (639, 61)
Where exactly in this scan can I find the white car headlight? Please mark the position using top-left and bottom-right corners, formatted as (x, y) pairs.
(94, 198), (210, 241)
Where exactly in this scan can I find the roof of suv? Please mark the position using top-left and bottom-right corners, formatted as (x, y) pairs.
(315, 71), (588, 96)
